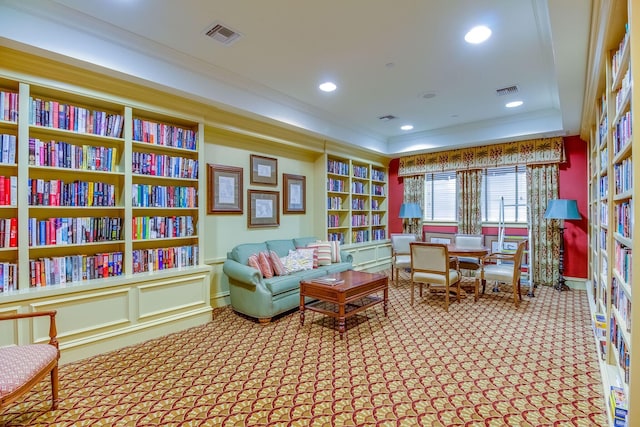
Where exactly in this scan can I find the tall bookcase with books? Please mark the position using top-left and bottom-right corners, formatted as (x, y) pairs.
(324, 154), (387, 245)
(585, 0), (638, 424)
(0, 73), (210, 362)
(0, 78), (19, 292)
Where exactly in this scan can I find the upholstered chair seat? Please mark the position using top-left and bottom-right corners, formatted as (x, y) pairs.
(0, 311), (60, 411)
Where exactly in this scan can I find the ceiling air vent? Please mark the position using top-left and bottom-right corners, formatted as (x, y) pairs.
(204, 21), (242, 45)
(496, 85), (519, 96)
(378, 115), (397, 121)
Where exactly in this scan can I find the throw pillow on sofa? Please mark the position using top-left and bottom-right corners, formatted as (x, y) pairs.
(269, 250), (288, 276)
(247, 254), (263, 276)
(258, 252), (274, 278)
(316, 240), (342, 263)
(307, 242), (331, 266)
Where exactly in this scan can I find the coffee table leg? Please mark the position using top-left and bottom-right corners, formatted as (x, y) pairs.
(299, 294), (305, 326)
(338, 304), (346, 339)
(384, 287), (388, 316)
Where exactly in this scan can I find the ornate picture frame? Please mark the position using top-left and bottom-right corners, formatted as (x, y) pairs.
(283, 173), (306, 214)
(248, 190), (279, 228)
(250, 154), (278, 185)
(207, 164), (243, 214)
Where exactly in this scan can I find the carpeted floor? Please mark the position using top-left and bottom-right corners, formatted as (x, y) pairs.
(1, 272), (606, 426)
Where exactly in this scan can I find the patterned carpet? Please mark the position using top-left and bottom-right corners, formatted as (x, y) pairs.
(1, 272), (606, 426)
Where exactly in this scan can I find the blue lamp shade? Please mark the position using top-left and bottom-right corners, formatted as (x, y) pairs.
(544, 199), (582, 220)
(399, 202), (423, 219)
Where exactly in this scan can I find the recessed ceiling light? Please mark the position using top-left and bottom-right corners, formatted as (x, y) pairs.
(506, 101), (523, 108)
(319, 82), (337, 92)
(401, 125), (414, 131)
(465, 25), (492, 44)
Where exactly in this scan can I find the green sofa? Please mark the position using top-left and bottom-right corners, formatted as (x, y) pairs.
(223, 237), (353, 323)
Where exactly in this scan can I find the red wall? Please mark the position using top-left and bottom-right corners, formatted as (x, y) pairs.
(388, 136), (589, 279)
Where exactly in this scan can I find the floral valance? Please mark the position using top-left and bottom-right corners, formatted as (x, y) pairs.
(398, 137), (565, 176)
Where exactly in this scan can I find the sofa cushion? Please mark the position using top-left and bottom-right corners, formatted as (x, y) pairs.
(321, 261), (352, 274)
(293, 237), (318, 248)
(266, 239), (296, 257)
(231, 242), (269, 265)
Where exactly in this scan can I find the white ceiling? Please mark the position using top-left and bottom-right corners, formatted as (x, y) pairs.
(0, 0), (592, 156)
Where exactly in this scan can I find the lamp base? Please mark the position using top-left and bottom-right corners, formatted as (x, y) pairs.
(554, 276), (570, 292)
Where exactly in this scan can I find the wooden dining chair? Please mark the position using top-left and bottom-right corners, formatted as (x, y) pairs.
(409, 242), (461, 311)
(0, 311), (60, 411)
(475, 240), (527, 307)
(390, 233), (417, 283)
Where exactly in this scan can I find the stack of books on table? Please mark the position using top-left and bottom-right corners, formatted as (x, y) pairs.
(310, 277), (344, 286)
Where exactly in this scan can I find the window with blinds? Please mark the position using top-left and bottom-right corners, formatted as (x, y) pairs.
(424, 171), (457, 221)
(481, 166), (528, 223)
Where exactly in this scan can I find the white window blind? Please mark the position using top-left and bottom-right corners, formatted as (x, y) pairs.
(481, 166), (528, 223)
(424, 171), (457, 221)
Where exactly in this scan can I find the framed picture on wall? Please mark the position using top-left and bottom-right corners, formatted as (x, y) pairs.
(248, 190), (279, 227)
(250, 155), (278, 185)
(283, 173), (306, 214)
(207, 164), (243, 214)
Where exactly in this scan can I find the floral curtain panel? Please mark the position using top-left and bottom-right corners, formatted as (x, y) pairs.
(403, 175), (424, 240)
(398, 137), (564, 176)
(456, 169), (482, 234)
(527, 164), (559, 287)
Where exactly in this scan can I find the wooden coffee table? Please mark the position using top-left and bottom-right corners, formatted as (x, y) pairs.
(299, 270), (388, 339)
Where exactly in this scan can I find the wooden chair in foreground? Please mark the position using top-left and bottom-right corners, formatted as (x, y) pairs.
(475, 240), (527, 307)
(410, 242), (461, 311)
(0, 311), (60, 410)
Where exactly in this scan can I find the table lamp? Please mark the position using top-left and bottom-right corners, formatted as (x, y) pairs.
(399, 202), (423, 240)
(544, 199), (582, 291)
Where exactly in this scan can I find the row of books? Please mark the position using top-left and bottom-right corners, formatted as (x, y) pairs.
(614, 201), (632, 239)
(612, 277), (632, 334)
(351, 214), (368, 226)
(131, 184), (197, 208)
(372, 228), (386, 241)
(0, 262), (17, 293)
(352, 165), (368, 178)
(611, 28), (629, 80)
(132, 151), (198, 179)
(132, 215), (195, 240)
(614, 241), (632, 284)
(29, 138), (118, 172)
(131, 245), (198, 273)
(327, 178), (346, 192)
(327, 159), (348, 175)
(29, 97), (124, 138)
(613, 111), (632, 155)
(327, 196), (343, 210)
(352, 230), (370, 243)
(352, 198), (366, 210)
(132, 118), (197, 150)
(372, 184), (385, 196)
(0, 218), (17, 248)
(28, 178), (116, 207)
(351, 181), (367, 194)
(0, 134), (16, 164)
(0, 175), (17, 206)
(610, 314), (630, 386)
(28, 216), (122, 247)
(30, 252), (124, 287)
(613, 158), (632, 195)
(327, 214), (342, 228)
(0, 91), (18, 122)
(327, 232), (344, 244)
(371, 169), (385, 182)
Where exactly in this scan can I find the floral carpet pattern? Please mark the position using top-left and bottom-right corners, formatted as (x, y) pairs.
(1, 273), (606, 426)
